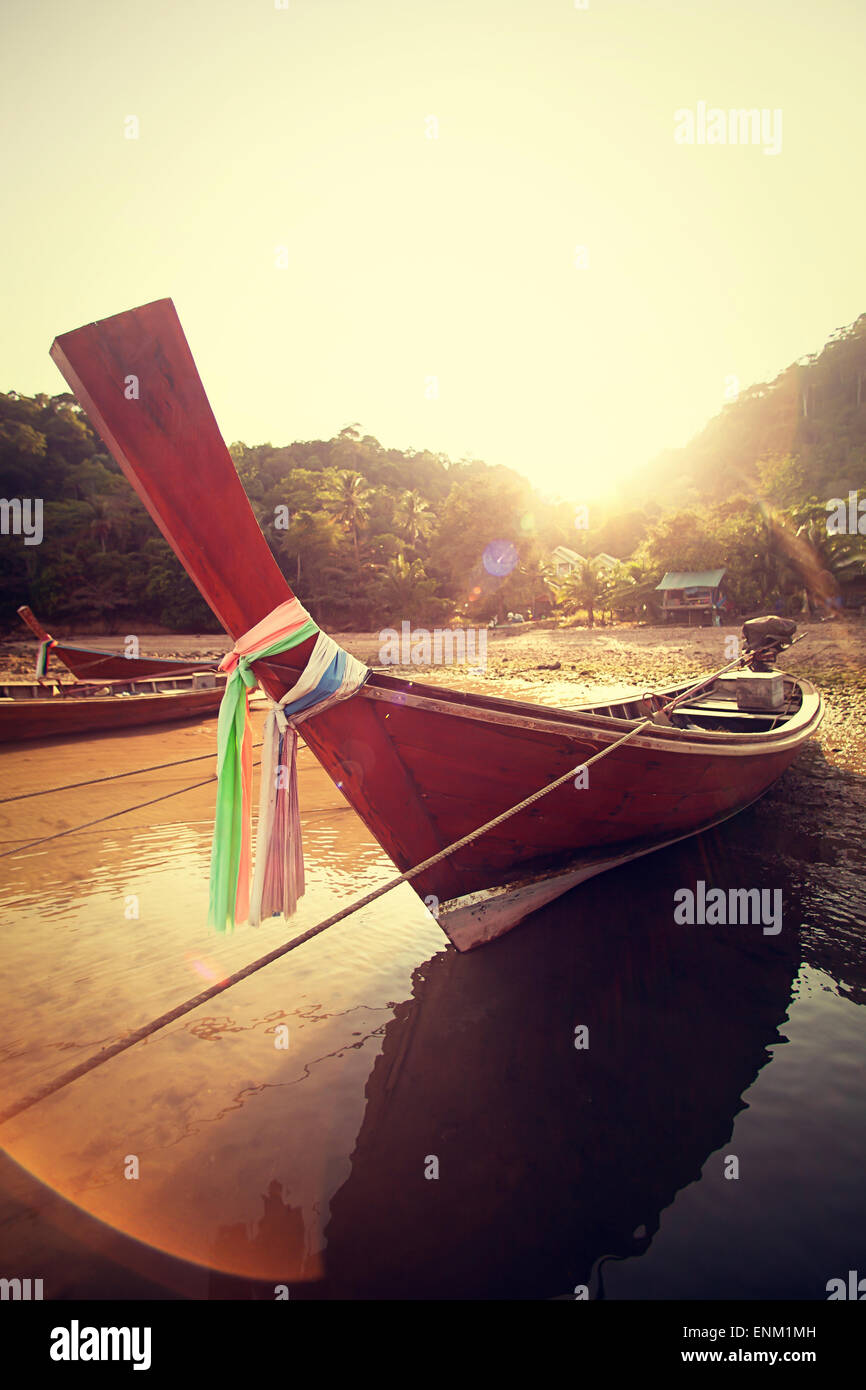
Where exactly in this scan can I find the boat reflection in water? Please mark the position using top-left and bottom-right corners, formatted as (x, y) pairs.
(322, 838), (800, 1299)
(201, 829), (800, 1300)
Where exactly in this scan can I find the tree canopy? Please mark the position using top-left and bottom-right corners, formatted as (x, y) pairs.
(1, 313), (864, 633)
(0, 398), (578, 631)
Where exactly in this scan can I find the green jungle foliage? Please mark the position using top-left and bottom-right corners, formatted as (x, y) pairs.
(1, 314), (865, 633)
(0, 406), (578, 631)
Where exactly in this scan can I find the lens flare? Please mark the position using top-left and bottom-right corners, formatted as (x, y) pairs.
(482, 540), (518, 577)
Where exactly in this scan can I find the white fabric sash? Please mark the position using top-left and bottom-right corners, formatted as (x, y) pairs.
(249, 633), (368, 927)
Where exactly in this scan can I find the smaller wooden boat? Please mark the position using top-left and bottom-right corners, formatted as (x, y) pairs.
(0, 671), (227, 743)
(17, 606), (220, 682)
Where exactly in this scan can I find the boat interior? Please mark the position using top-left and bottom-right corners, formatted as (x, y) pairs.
(368, 669), (803, 736)
(0, 672), (227, 701)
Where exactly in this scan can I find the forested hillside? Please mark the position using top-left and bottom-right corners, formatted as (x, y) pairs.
(598, 313), (866, 615)
(0, 402), (577, 632)
(633, 314), (866, 509)
(1, 313), (865, 633)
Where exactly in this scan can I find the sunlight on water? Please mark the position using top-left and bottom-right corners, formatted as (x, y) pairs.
(0, 713), (443, 1281)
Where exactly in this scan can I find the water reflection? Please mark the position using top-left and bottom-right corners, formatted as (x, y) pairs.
(0, 720), (863, 1299)
(210, 1180), (311, 1290)
(323, 837), (801, 1298)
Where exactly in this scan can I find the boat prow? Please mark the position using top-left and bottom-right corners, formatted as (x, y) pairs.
(16, 604), (220, 681)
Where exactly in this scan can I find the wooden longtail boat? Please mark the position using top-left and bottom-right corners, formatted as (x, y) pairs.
(17, 605), (219, 682)
(50, 300), (825, 949)
(0, 671), (227, 743)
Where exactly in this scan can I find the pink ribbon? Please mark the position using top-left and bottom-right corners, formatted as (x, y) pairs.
(219, 598), (313, 674)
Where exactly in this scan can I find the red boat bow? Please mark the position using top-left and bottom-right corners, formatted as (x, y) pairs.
(16, 605), (219, 682)
(49, 301), (824, 948)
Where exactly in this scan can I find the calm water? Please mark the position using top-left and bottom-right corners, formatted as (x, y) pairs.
(0, 697), (864, 1300)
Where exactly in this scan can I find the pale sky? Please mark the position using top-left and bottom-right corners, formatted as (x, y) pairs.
(1, 0), (863, 505)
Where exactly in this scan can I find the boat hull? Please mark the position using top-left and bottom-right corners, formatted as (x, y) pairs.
(16, 606), (219, 682)
(300, 675), (823, 948)
(436, 793), (768, 950)
(0, 685), (224, 743)
(44, 646), (218, 682)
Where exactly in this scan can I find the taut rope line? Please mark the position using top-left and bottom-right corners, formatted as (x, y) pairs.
(0, 765), (260, 860)
(0, 743), (265, 805)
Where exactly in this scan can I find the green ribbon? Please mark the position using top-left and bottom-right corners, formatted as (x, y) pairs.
(208, 619), (318, 930)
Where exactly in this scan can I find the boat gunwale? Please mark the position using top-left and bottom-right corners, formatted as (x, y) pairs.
(358, 671), (824, 757)
(0, 683), (225, 706)
(46, 641), (218, 671)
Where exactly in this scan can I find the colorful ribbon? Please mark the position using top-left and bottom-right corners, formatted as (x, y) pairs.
(249, 631), (368, 926)
(36, 639), (57, 676)
(209, 600), (368, 931)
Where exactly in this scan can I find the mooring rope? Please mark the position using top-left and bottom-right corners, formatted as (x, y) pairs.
(0, 743), (265, 805)
(0, 715), (664, 1125)
(0, 650), (780, 1125)
(0, 765), (260, 860)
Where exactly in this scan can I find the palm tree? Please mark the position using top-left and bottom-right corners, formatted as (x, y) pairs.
(790, 497), (866, 611)
(326, 470), (369, 566)
(616, 565), (667, 620)
(85, 488), (138, 553)
(741, 506), (800, 609)
(332, 423), (363, 473)
(520, 557), (556, 615)
(87, 496), (114, 552)
(274, 510), (339, 588)
(603, 562), (644, 620)
(559, 556), (610, 629)
(373, 553), (439, 623)
(395, 489), (432, 547)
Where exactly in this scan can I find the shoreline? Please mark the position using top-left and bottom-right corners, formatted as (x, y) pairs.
(2, 617), (864, 772)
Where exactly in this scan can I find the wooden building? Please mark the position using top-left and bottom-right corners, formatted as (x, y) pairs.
(655, 569), (727, 625)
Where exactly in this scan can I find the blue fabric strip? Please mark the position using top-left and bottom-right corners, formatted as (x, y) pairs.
(282, 650), (347, 717)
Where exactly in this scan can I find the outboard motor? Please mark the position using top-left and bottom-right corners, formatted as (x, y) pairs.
(741, 616), (797, 671)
